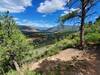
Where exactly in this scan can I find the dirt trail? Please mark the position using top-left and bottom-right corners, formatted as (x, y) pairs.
(28, 48), (86, 71)
(20, 46), (100, 75)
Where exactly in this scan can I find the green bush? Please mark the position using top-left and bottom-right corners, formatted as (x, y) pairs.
(85, 33), (100, 44)
(0, 12), (34, 73)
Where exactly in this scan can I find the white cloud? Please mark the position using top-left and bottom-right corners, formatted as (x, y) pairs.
(37, 0), (69, 13)
(0, 0), (32, 13)
(61, 8), (80, 16)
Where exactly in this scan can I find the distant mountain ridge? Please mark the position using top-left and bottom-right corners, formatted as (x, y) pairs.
(17, 25), (79, 33)
(18, 25), (39, 32)
(46, 25), (79, 32)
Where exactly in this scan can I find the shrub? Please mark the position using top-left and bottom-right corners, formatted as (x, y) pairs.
(85, 33), (100, 44)
(0, 12), (34, 73)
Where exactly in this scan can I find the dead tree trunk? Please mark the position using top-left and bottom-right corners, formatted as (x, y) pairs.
(13, 60), (24, 75)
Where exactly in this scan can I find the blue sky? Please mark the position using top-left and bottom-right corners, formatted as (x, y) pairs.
(0, 0), (100, 27)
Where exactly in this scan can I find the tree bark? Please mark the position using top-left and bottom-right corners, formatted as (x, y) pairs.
(13, 60), (20, 72)
(13, 60), (24, 75)
(80, 23), (85, 49)
(80, 0), (86, 49)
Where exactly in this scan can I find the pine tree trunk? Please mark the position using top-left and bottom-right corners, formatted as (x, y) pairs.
(80, 23), (85, 49)
(80, 0), (86, 49)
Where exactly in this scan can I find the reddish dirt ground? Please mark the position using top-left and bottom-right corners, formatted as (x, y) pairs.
(22, 47), (100, 75)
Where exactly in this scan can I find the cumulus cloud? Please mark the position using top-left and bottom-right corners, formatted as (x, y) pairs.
(0, 0), (32, 13)
(37, 0), (69, 13)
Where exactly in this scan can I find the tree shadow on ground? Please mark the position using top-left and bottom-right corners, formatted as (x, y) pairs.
(86, 44), (100, 75)
(34, 58), (96, 75)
